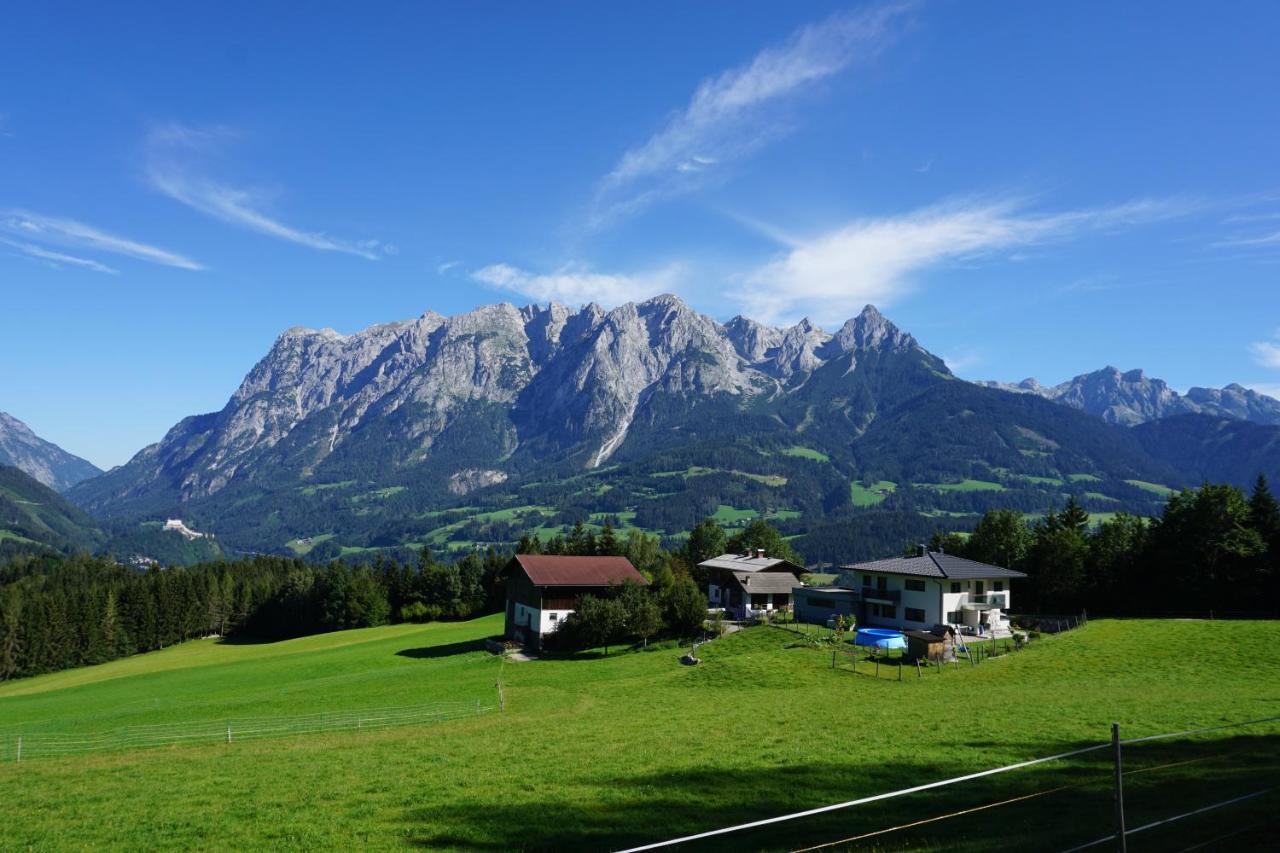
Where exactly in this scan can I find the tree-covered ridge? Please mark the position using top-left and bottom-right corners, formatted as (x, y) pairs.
(924, 477), (1280, 616)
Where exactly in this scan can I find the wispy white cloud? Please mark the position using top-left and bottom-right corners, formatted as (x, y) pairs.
(0, 209), (203, 270)
(0, 238), (119, 275)
(436, 260), (463, 275)
(940, 348), (984, 375)
(589, 2), (913, 228)
(733, 197), (1191, 325)
(1250, 332), (1280, 369)
(471, 262), (684, 306)
(1213, 229), (1280, 249)
(145, 122), (391, 260)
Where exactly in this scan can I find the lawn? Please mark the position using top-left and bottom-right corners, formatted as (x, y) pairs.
(1, 618), (1277, 850)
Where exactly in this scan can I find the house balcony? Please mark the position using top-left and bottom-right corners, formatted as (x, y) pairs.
(962, 593), (1009, 610)
(861, 588), (901, 604)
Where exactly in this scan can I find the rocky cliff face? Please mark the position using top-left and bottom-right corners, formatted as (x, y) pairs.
(72, 297), (938, 509)
(0, 412), (101, 492)
(978, 368), (1280, 427)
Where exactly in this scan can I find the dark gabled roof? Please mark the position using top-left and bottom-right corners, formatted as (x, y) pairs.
(699, 553), (805, 576)
(839, 552), (1027, 580)
(730, 571), (803, 594)
(508, 554), (647, 587)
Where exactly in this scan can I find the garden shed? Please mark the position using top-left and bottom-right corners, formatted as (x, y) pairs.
(904, 628), (956, 662)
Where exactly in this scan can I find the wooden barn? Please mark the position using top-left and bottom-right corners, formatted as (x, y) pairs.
(501, 554), (647, 651)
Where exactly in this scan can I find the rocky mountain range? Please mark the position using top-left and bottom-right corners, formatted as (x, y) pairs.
(60, 296), (1280, 564)
(0, 411), (101, 492)
(979, 368), (1280, 427)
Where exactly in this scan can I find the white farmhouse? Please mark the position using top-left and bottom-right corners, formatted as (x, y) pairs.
(829, 548), (1027, 637)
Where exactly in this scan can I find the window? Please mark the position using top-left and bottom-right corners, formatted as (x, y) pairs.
(904, 607), (926, 622)
(994, 581), (1004, 592)
(876, 576), (887, 591)
(862, 574), (871, 587)
(950, 582), (961, 594)
(947, 611), (962, 623)
(873, 603), (896, 618)
(751, 594), (769, 608)
(905, 579), (926, 592)
(975, 581), (985, 595)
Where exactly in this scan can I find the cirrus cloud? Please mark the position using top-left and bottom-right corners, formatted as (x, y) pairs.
(145, 122), (391, 260)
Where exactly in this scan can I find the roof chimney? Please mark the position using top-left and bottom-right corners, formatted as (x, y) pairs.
(918, 543), (927, 557)
(755, 548), (766, 559)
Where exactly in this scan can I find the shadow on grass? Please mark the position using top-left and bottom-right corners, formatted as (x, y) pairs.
(403, 734), (1280, 852)
(395, 639), (491, 659)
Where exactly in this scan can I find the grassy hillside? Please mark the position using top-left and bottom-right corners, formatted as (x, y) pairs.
(1, 618), (1277, 850)
(0, 464), (104, 553)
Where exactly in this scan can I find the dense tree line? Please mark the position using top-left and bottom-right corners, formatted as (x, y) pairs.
(0, 548), (511, 681)
(926, 478), (1280, 616)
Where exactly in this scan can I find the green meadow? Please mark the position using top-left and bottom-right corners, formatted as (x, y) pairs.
(1, 617), (1278, 850)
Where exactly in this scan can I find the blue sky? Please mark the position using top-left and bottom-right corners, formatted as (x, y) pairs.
(3, 1), (1279, 469)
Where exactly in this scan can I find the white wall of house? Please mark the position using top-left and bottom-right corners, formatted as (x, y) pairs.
(513, 602), (541, 636)
(539, 608), (574, 635)
(941, 579), (1012, 629)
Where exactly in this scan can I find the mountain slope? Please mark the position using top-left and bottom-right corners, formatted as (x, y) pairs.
(979, 367), (1280, 427)
(0, 464), (105, 553)
(68, 298), (1280, 562)
(0, 412), (101, 492)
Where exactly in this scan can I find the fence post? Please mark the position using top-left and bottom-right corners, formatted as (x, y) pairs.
(916, 660), (922, 678)
(1112, 722), (1127, 852)
(832, 649), (836, 670)
(15, 736), (21, 763)
(226, 725), (232, 744)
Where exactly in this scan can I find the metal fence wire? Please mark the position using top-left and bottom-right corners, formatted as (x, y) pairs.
(614, 715), (1280, 853)
(0, 698), (494, 761)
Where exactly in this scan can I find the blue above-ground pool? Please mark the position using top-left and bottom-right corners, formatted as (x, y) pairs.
(854, 627), (907, 650)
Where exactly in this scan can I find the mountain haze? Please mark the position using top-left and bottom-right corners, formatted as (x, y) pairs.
(979, 367), (1280, 427)
(0, 412), (102, 492)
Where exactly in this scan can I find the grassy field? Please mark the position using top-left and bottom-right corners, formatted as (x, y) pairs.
(1125, 479), (1178, 496)
(1, 618), (1278, 850)
(850, 480), (897, 506)
(917, 478), (1007, 493)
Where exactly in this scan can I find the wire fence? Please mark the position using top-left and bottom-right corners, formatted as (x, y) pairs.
(0, 698), (495, 762)
(615, 715), (1280, 852)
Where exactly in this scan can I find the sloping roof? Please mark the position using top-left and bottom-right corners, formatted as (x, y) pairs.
(730, 571), (803, 594)
(839, 552), (1027, 580)
(699, 553), (805, 575)
(509, 554), (647, 587)
(795, 586), (858, 597)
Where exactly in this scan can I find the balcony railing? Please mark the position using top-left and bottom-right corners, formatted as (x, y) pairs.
(963, 593), (1009, 609)
(861, 588), (901, 603)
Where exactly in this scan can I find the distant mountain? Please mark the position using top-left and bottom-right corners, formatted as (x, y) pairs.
(0, 411), (102, 492)
(68, 298), (1280, 564)
(0, 464), (105, 553)
(978, 367), (1280, 427)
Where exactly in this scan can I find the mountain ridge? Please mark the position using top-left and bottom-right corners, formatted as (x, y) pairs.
(0, 412), (102, 492)
(978, 366), (1280, 427)
(65, 297), (1280, 564)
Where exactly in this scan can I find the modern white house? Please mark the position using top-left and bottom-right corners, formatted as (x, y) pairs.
(698, 550), (805, 620)
(501, 554), (648, 650)
(831, 548), (1027, 637)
